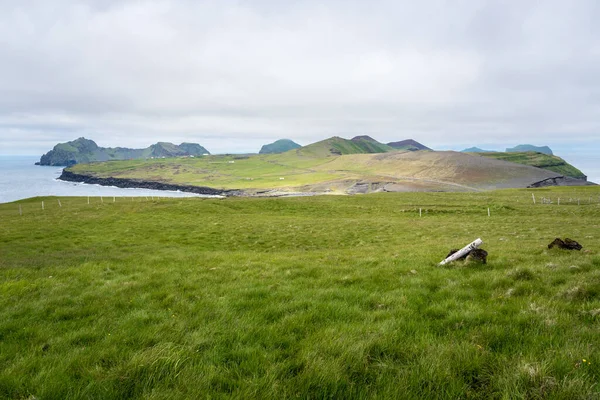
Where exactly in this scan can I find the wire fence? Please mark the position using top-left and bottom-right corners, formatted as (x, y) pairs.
(2, 191), (599, 220)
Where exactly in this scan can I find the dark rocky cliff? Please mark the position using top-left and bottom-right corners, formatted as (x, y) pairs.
(59, 170), (239, 196)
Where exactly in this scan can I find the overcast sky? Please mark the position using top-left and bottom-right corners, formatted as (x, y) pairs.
(1, 0), (599, 179)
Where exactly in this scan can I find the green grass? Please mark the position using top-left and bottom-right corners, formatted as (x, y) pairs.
(68, 153), (344, 190)
(1, 187), (600, 399)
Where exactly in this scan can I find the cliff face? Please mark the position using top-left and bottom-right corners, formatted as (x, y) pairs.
(59, 170), (239, 196)
(37, 138), (210, 166)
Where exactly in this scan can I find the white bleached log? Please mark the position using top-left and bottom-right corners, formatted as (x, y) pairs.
(439, 238), (483, 266)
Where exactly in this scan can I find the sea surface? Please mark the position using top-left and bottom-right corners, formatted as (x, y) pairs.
(0, 156), (210, 204)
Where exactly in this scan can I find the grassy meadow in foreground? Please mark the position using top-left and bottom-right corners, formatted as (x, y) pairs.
(1, 187), (599, 399)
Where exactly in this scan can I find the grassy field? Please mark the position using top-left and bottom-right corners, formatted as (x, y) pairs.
(1, 187), (599, 399)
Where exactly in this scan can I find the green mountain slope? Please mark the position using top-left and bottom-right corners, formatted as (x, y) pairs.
(259, 139), (301, 154)
(298, 136), (395, 157)
(37, 138), (210, 166)
(387, 139), (432, 151)
(476, 151), (586, 179)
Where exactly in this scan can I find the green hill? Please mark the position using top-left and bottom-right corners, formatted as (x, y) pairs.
(298, 136), (395, 157)
(476, 151), (586, 179)
(387, 139), (431, 151)
(259, 139), (301, 154)
(37, 138), (210, 166)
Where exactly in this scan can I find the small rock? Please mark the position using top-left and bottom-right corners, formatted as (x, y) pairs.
(548, 238), (583, 250)
(410, 270), (418, 275)
(466, 249), (488, 264)
(564, 238), (583, 250)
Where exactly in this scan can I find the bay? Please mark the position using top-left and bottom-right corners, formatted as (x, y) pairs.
(0, 156), (210, 204)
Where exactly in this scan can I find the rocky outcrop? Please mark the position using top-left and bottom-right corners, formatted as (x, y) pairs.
(59, 170), (240, 196)
(528, 176), (595, 188)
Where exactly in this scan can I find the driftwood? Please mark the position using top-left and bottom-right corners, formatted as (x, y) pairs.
(439, 238), (483, 265)
(445, 248), (488, 264)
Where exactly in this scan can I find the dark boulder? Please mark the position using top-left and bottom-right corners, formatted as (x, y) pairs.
(548, 238), (583, 250)
(466, 249), (488, 264)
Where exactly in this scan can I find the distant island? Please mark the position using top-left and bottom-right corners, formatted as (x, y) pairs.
(462, 147), (494, 153)
(461, 144), (585, 180)
(36, 137), (210, 166)
(259, 139), (301, 154)
(506, 144), (553, 155)
(462, 144), (554, 155)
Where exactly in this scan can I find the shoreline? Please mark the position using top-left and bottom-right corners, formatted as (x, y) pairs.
(59, 170), (242, 197)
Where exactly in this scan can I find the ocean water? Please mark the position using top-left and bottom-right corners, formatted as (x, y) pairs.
(0, 156), (210, 204)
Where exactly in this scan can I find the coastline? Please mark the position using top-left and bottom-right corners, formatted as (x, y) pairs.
(59, 170), (241, 197)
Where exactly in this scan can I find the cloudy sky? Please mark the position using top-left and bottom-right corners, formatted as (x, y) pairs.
(1, 0), (599, 179)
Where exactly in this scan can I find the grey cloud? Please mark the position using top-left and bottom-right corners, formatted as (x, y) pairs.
(1, 0), (599, 172)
